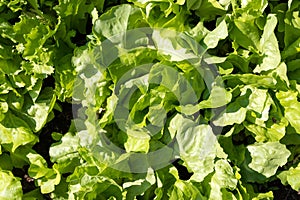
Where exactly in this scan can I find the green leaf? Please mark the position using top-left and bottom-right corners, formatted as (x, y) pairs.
(213, 89), (251, 126)
(254, 14), (281, 73)
(22, 189), (44, 200)
(49, 132), (81, 173)
(173, 114), (218, 182)
(276, 90), (300, 134)
(278, 162), (300, 191)
(0, 170), (22, 200)
(0, 111), (37, 152)
(0, 153), (13, 171)
(13, 87), (56, 132)
(194, 0), (226, 21)
(232, 14), (261, 51)
(233, 0), (268, 16)
(53, 54), (76, 101)
(124, 129), (151, 153)
(67, 165), (122, 199)
(218, 135), (245, 165)
(244, 122), (286, 142)
(123, 168), (156, 199)
(93, 4), (144, 42)
(283, 3), (300, 54)
(214, 159), (238, 190)
(282, 37), (300, 59)
(167, 175), (205, 199)
(177, 84), (232, 115)
(0, 101), (8, 122)
(223, 74), (276, 89)
(247, 142), (290, 178)
(27, 153), (61, 194)
(209, 159), (238, 200)
(203, 19), (228, 49)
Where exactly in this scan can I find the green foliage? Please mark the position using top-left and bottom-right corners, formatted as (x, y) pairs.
(0, 0), (300, 199)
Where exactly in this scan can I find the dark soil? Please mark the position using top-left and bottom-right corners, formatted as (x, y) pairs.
(272, 180), (300, 200)
(33, 101), (73, 167)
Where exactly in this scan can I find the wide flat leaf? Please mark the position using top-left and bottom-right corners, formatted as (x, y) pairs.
(177, 84), (232, 115)
(213, 88), (251, 126)
(223, 74), (276, 89)
(254, 14), (281, 73)
(247, 142), (290, 178)
(0, 111), (37, 152)
(203, 19), (228, 49)
(209, 159), (238, 200)
(27, 153), (61, 194)
(244, 122), (286, 142)
(276, 90), (300, 134)
(93, 4), (144, 42)
(168, 180), (205, 200)
(123, 168), (156, 199)
(278, 163), (300, 191)
(194, 0), (226, 21)
(173, 114), (218, 182)
(49, 132), (81, 173)
(0, 170), (22, 200)
(67, 165), (122, 199)
(232, 14), (261, 51)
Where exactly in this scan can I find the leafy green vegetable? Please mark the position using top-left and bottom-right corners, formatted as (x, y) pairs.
(27, 153), (61, 194)
(276, 90), (300, 133)
(247, 142), (291, 178)
(0, 170), (22, 199)
(1, 0), (300, 199)
(278, 162), (300, 191)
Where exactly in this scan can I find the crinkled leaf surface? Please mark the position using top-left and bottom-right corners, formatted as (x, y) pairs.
(247, 142), (291, 178)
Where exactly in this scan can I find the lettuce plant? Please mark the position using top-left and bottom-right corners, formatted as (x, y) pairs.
(0, 0), (300, 199)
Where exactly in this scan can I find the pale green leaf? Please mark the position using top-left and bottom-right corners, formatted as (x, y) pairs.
(247, 142), (291, 178)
